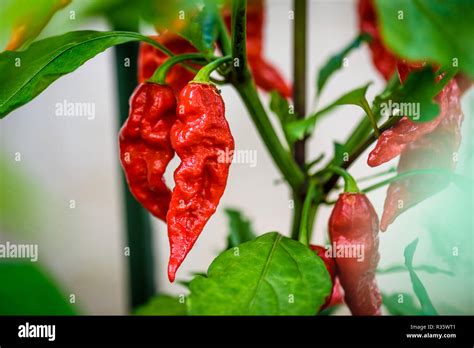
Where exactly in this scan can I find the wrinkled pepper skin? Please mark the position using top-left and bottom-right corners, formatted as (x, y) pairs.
(367, 115), (443, 167)
(311, 245), (344, 311)
(167, 83), (235, 282)
(379, 80), (463, 231)
(119, 83), (176, 221)
(138, 32), (196, 94)
(224, 0), (292, 98)
(328, 193), (381, 316)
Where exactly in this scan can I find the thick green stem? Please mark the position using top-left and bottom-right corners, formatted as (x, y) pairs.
(293, 0), (308, 169)
(298, 180), (317, 246)
(236, 80), (304, 190)
(112, 26), (155, 311)
(290, 194), (303, 239)
(232, 0), (250, 84)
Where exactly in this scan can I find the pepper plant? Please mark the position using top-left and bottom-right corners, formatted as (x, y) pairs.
(0, 0), (472, 316)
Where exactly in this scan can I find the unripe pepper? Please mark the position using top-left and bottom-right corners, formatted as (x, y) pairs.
(327, 167), (381, 316)
(167, 81), (235, 282)
(138, 32), (197, 94)
(119, 82), (177, 221)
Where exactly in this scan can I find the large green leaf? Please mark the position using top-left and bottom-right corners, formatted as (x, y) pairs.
(376, 0), (474, 78)
(317, 34), (370, 95)
(187, 232), (331, 315)
(404, 239), (438, 315)
(225, 208), (257, 249)
(179, 1), (220, 54)
(134, 295), (187, 316)
(0, 262), (76, 315)
(0, 30), (155, 118)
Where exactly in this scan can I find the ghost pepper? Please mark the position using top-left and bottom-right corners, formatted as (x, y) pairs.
(119, 82), (177, 221)
(328, 167), (381, 316)
(167, 80), (235, 282)
(378, 79), (463, 231)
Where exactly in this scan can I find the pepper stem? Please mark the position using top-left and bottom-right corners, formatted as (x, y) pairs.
(193, 55), (232, 83)
(327, 165), (360, 193)
(148, 53), (206, 85)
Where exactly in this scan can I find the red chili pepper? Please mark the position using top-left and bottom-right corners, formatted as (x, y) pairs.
(167, 82), (235, 282)
(328, 169), (381, 316)
(358, 0), (398, 80)
(138, 32), (196, 94)
(311, 245), (344, 311)
(224, 0), (292, 98)
(368, 62), (452, 167)
(119, 82), (177, 221)
(379, 79), (463, 231)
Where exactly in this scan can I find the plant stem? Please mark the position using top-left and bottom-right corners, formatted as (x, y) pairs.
(112, 31), (156, 310)
(232, 0), (250, 84)
(236, 79), (304, 190)
(298, 180), (317, 246)
(231, 0), (304, 190)
(149, 53), (206, 85)
(290, 193), (303, 239)
(326, 165), (359, 193)
(217, 15), (232, 57)
(323, 115), (400, 193)
(361, 168), (459, 193)
(293, 0), (307, 169)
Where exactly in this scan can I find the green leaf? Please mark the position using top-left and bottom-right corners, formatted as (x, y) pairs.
(376, 0), (474, 78)
(285, 83), (372, 142)
(134, 295), (187, 316)
(382, 292), (423, 315)
(0, 262), (76, 315)
(317, 33), (370, 94)
(0, 30), (153, 118)
(269, 91), (297, 146)
(188, 232), (332, 315)
(225, 208), (257, 249)
(179, 1), (220, 54)
(404, 239), (438, 315)
(377, 67), (455, 123)
(0, 0), (71, 50)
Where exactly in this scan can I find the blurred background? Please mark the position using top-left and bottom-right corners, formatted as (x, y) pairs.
(0, 0), (472, 315)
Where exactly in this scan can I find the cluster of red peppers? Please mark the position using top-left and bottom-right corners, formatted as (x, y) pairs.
(120, 31), (234, 281)
(314, 0), (469, 315)
(119, 0), (291, 282)
(117, 0), (468, 316)
(359, 0), (467, 231)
